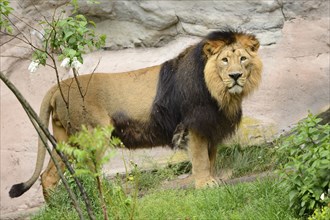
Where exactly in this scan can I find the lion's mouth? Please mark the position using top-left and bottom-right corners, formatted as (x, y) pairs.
(228, 83), (243, 94)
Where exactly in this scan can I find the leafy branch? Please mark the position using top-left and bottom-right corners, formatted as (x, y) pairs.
(1, 0), (107, 219)
(0, 71), (90, 220)
(277, 113), (330, 217)
(58, 126), (122, 220)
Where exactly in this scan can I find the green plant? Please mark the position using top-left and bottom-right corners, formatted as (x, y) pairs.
(58, 126), (121, 220)
(137, 179), (297, 220)
(0, 0), (13, 33)
(1, 2), (108, 218)
(309, 206), (330, 220)
(215, 143), (277, 178)
(1, 0), (106, 71)
(33, 174), (134, 220)
(277, 113), (330, 217)
(36, 13), (106, 67)
(34, 177), (298, 220)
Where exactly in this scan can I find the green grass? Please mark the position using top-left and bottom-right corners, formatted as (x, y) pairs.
(215, 143), (278, 178)
(33, 177), (298, 220)
(32, 176), (135, 220)
(137, 178), (297, 220)
(32, 144), (290, 220)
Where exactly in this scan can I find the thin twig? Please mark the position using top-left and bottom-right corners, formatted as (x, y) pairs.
(0, 33), (21, 46)
(3, 14), (35, 50)
(0, 55), (55, 69)
(73, 68), (85, 100)
(9, 12), (45, 39)
(0, 30), (30, 46)
(96, 175), (109, 220)
(84, 57), (101, 97)
(32, 4), (51, 26)
(48, 54), (69, 107)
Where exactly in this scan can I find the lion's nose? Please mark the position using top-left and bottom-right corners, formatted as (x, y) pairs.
(229, 73), (242, 81)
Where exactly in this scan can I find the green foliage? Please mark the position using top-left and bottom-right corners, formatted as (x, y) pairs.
(46, 13), (105, 62)
(277, 113), (330, 217)
(308, 206), (330, 220)
(135, 179), (297, 220)
(57, 126), (124, 219)
(34, 178), (298, 220)
(0, 0), (106, 69)
(57, 126), (120, 178)
(39, 10), (106, 66)
(0, 0), (13, 33)
(33, 174), (135, 220)
(216, 144), (277, 178)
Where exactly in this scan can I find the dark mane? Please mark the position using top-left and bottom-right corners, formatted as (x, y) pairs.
(112, 31), (242, 148)
(206, 29), (238, 43)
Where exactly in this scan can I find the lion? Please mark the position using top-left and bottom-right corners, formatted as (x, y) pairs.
(9, 29), (262, 199)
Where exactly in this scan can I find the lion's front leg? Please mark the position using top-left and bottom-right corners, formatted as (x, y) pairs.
(188, 131), (218, 188)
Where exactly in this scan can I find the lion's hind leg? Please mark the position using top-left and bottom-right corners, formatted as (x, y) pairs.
(40, 122), (68, 201)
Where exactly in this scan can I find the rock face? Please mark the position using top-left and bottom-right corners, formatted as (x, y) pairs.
(5, 0), (328, 49)
(73, 0), (328, 49)
(0, 0), (329, 217)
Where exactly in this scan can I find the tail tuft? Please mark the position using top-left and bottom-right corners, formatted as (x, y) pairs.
(9, 183), (30, 198)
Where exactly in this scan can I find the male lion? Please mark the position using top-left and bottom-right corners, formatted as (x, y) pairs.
(9, 30), (262, 198)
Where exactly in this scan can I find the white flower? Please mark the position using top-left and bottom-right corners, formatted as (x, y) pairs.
(320, 193), (325, 200)
(60, 57), (71, 68)
(71, 57), (82, 70)
(28, 60), (40, 73)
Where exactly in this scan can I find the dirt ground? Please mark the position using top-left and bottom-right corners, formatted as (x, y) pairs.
(1, 18), (329, 217)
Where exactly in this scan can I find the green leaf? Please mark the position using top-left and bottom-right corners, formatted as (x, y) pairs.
(64, 31), (74, 39)
(289, 190), (298, 201)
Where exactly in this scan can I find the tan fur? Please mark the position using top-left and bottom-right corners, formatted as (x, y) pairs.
(10, 32), (262, 199)
(204, 38), (262, 119)
(17, 66), (161, 198)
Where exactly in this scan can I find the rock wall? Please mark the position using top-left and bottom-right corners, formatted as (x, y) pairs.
(75, 0), (328, 49)
(6, 0), (328, 49)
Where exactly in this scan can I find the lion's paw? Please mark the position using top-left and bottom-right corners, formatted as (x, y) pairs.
(195, 177), (219, 189)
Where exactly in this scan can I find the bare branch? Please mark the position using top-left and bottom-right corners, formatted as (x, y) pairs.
(3, 14), (33, 47)
(0, 30), (30, 46)
(0, 55), (55, 69)
(9, 11), (45, 39)
(32, 4), (51, 26)
(0, 33), (21, 46)
(48, 53), (69, 107)
(73, 68), (85, 100)
(84, 57), (102, 97)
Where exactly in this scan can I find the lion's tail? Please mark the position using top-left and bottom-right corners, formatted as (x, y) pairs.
(9, 86), (57, 198)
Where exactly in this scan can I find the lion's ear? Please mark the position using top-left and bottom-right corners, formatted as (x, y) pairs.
(236, 34), (260, 52)
(203, 40), (225, 58)
(250, 38), (260, 52)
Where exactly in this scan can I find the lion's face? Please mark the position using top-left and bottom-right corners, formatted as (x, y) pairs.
(216, 45), (257, 95)
(203, 33), (262, 117)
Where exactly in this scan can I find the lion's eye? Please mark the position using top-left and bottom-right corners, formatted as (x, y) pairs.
(222, 57), (228, 63)
(240, 56), (247, 62)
